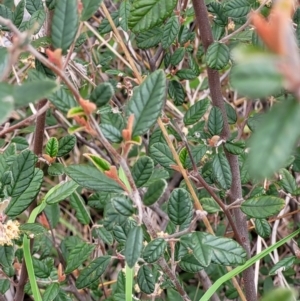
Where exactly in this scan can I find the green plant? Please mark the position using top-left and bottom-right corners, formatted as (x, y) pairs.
(0, 0), (299, 301)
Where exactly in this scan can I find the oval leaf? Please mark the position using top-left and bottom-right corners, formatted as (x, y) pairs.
(143, 179), (167, 206)
(132, 156), (154, 187)
(241, 196), (285, 218)
(51, 0), (79, 53)
(126, 70), (166, 137)
(206, 42), (230, 70)
(76, 256), (111, 289)
(212, 152), (232, 190)
(125, 226), (143, 268)
(128, 0), (177, 33)
(65, 165), (123, 193)
(143, 238), (166, 263)
(137, 265), (155, 294)
(168, 188), (193, 225)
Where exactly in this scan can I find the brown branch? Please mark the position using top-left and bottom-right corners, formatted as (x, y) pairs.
(191, 1), (256, 300)
(198, 270), (221, 301)
(0, 101), (50, 137)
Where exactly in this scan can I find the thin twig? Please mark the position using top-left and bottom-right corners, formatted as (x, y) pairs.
(0, 101), (50, 137)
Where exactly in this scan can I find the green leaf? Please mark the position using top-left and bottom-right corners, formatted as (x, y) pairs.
(150, 142), (175, 170)
(241, 196), (285, 218)
(112, 196), (134, 216)
(247, 99), (300, 179)
(0, 143), (16, 179)
(261, 288), (296, 301)
(201, 197), (221, 213)
(26, 0), (43, 14)
(168, 80), (186, 106)
(168, 188), (193, 225)
(44, 204), (60, 229)
(247, 113), (264, 133)
(48, 87), (77, 113)
(65, 242), (95, 274)
(20, 223), (47, 237)
(279, 169), (297, 194)
(0, 279), (10, 294)
(43, 283), (60, 301)
(223, 0), (251, 18)
(45, 180), (79, 204)
(81, 0), (103, 21)
(0, 5), (13, 30)
(14, 80), (58, 107)
(65, 165), (123, 193)
(178, 25), (195, 45)
(0, 245), (13, 269)
(136, 27), (163, 49)
(51, 0), (79, 53)
(143, 179), (167, 206)
(179, 147), (188, 168)
(13, 0), (25, 28)
(212, 152), (232, 190)
(185, 145), (207, 169)
(176, 68), (198, 80)
(57, 135), (76, 157)
(191, 232), (212, 267)
(98, 10), (119, 34)
(162, 15), (179, 49)
(179, 254), (204, 273)
(11, 137), (29, 151)
(27, 9), (46, 34)
(128, 0), (177, 33)
(224, 140), (245, 155)
(132, 156), (154, 187)
(0, 83), (14, 124)
(225, 102), (237, 124)
(255, 219), (271, 238)
(187, 52), (200, 76)
(48, 163), (65, 176)
(206, 42), (230, 70)
(84, 153), (110, 172)
(100, 123), (123, 143)
(32, 257), (53, 278)
(69, 192), (91, 225)
(126, 70), (166, 137)
(46, 137), (58, 158)
(137, 265), (155, 294)
(76, 256), (111, 289)
(119, 0), (131, 31)
(143, 238), (166, 263)
(7, 150), (37, 197)
(90, 82), (114, 107)
(125, 226), (143, 268)
(269, 256), (295, 275)
(113, 225), (128, 244)
(184, 98), (210, 126)
(204, 234), (247, 265)
(5, 168), (43, 218)
(94, 225), (114, 245)
(230, 48), (283, 98)
(170, 47), (185, 66)
(208, 106), (224, 135)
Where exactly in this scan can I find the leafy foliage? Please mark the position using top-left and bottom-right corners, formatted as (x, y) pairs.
(0, 0), (299, 300)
